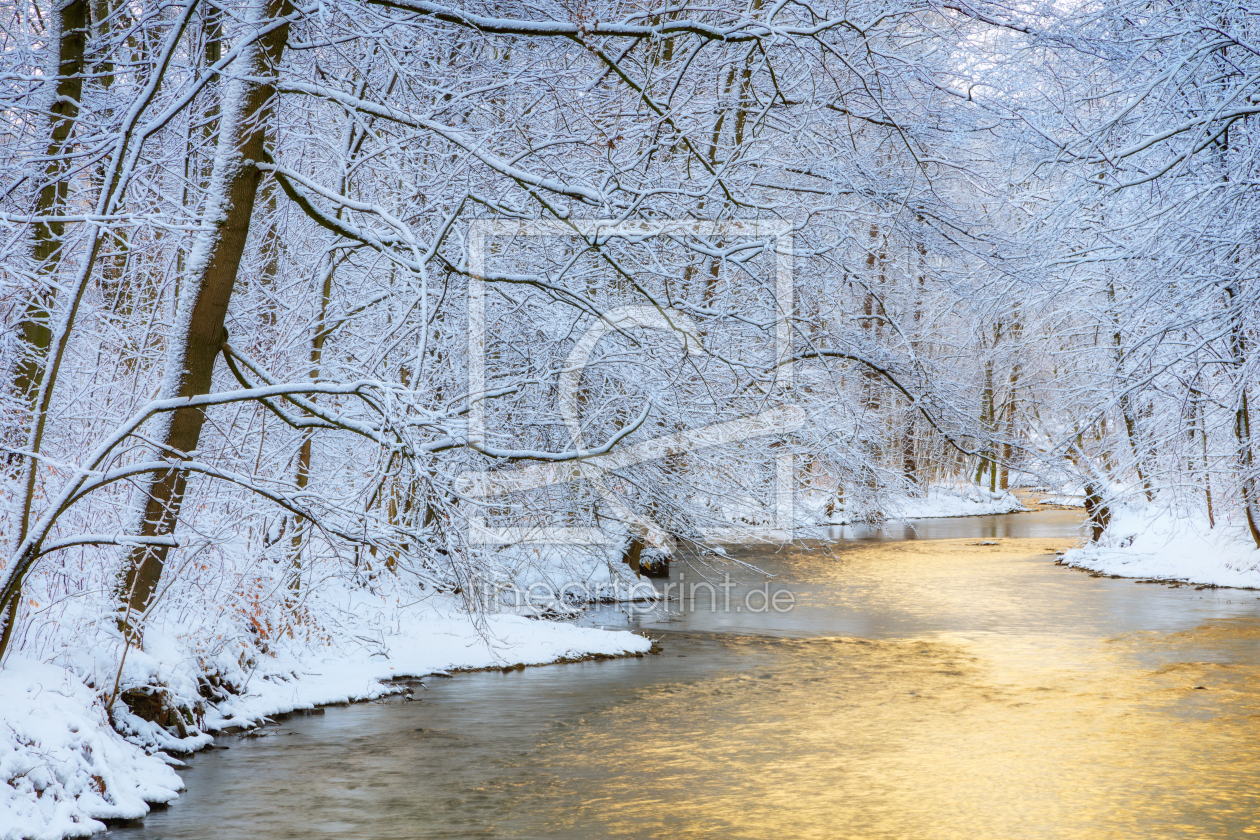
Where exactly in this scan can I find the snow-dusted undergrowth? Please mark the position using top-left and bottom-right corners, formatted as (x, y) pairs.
(1062, 505), (1260, 589)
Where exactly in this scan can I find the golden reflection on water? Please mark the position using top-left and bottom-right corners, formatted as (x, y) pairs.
(519, 541), (1260, 840)
(107, 531), (1260, 840)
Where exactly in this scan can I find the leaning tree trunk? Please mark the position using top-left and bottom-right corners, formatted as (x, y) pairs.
(115, 0), (294, 639)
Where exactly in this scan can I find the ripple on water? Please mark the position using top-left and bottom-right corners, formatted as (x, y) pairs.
(508, 628), (1260, 839)
(104, 513), (1260, 840)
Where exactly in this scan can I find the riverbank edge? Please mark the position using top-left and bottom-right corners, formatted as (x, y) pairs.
(1054, 507), (1260, 591)
(1, 617), (656, 840)
(1056, 556), (1260, 592)
(211, 636), (665, 735)
(94, 637), (663, 832)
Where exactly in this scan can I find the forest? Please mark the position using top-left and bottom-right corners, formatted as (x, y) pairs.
(3, 0), (1260, 836)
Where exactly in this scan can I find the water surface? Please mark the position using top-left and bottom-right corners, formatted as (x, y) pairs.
(107, 511), (1260, 839)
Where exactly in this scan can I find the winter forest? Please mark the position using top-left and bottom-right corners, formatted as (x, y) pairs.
(4, 0), (1260, 836)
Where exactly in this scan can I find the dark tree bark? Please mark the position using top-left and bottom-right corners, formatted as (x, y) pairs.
(116, 0), (295, 638)
(13, 0), (89, 405)
(1225, 284), (1260, 548)
(1083, 482), (1111, 543)
(0, 0), (90, 660)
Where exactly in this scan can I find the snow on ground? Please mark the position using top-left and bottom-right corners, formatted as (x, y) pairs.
(1, 590), (650, 840)
(203, 592), (653, 729)
(799, 483), (1027, 525)
(888, 485), (1027, 519)
(491, 539), (662, 607)
(1062, 506), (1260, 589)
(1, 658), (186, 840)
(0, 479), (1062, 839)
(1037, 494), (1086, 507)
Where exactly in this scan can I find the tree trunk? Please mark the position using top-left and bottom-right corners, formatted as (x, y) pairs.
(622, 535), (646, 576)
(286, 89), (374, 582)
(1193, 385), (1215, 528)
(1106, 281), (1154, 502)
(1236, 387), (1260, 548)
(256, 123), (282, 327)
(0, 0), (91, 660)
(1083, 482), (1110, 543)
(861, 226), (885, 492)
(1000, 312), (1021, 491)
(116, 0), (294, 638)
(287, 256), (336, 589)
(902, 405), (918, 487)
(976, 358), (994, 487)
(1225, 284), (1260, 548)
(13, 0), (89, 405)
(1120, 394), (1155, 502)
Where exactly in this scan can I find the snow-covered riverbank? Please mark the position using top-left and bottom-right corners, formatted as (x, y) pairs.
(1061, 507), (1260, 589)
(0, 593), (650, 840)
(799, 484), (1028, 524)
(0, 484), (1099, 840)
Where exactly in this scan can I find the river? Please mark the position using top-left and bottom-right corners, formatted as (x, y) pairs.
(105, 511), (1260, 839)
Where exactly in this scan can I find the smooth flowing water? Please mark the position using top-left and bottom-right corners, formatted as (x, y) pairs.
(106, 511), (1260, 839)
